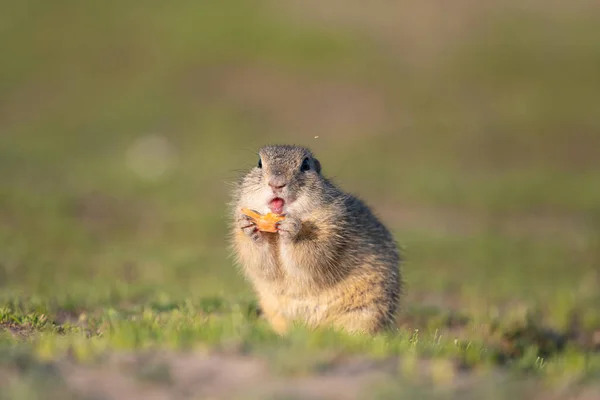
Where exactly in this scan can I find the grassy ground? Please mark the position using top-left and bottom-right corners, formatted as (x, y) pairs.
(1, 1), (599, 398)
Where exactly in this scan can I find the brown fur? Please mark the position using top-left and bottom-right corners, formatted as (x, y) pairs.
(230, 145), (402, 335)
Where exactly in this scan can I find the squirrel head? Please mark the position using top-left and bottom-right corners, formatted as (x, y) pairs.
(238, 144), (325, 216)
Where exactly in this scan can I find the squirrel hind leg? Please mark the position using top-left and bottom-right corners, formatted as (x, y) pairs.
(259, 299), (289, 336)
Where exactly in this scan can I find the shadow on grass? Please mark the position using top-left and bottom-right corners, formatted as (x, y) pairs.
(397, 304), (598, 370)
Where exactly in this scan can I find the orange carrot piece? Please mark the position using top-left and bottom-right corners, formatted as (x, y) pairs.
(241, 208), (285, 233)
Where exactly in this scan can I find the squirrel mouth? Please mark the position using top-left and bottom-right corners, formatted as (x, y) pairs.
(269, 198), (285, 214)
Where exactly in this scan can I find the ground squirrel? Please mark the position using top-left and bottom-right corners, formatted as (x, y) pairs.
(231, 145), (402, 335)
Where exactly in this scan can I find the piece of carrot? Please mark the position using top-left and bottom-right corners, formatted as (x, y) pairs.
(241, 208), (285, 233)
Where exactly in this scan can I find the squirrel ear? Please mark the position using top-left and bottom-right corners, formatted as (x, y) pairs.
(314, 158), (321, 173)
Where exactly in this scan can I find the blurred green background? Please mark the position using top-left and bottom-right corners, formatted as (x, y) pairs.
(1, 0), (599, 328)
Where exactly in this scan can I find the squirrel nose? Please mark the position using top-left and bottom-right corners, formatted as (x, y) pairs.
(269, 181), (286, 190)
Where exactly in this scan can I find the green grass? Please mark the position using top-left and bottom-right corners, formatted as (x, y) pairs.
(1, 0), (599, 398)
(0, 299), (597, 372)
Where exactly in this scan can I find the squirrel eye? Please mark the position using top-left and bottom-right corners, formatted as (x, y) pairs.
(300, 157), (311, 172)
(257, 158), (262, 169)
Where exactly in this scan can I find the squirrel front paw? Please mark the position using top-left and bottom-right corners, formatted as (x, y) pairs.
(276, 216), (301, 241)
(238, 213), (263, 242)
